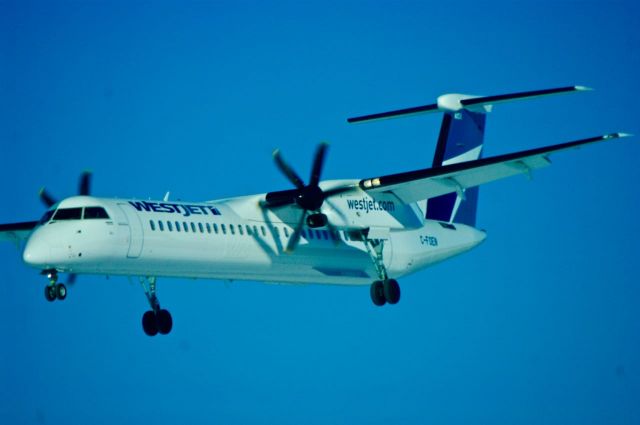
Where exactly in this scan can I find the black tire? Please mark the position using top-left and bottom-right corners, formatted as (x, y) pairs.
(383, 279), (401, 304)
(370, 281), (386, 306)
(45, 285), (56, 302)
(55, 283), (67, 301)
(142, 311), (158, 336)
(157, 309), (173, 335)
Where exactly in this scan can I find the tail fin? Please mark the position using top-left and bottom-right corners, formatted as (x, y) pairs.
(427, 107), (485, 226)
(347, 86), (591, 226)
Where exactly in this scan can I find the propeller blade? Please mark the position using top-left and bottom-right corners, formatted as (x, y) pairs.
(273, 149), (305, 189)
(39, 188), (57, 207)
(325, 219), (341, 246)
(309, 142), (328, 187)
(67, 273), (77, 285)
(78, 171), (91, 196)
(323, 185), (357, 198)
(285, 211), (307, 253)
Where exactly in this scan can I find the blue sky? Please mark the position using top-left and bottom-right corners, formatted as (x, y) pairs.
(1, 1), (639, 424)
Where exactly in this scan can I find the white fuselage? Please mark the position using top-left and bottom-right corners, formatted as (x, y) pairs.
(22, 182), (486, 286)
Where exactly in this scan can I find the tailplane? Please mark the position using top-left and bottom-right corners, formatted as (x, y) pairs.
(348, 86), (591, 226)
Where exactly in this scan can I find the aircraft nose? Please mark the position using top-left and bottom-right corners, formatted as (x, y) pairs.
(23, 235), (50, 267)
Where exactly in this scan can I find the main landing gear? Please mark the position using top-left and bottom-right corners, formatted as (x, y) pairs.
(139, 276), (173, 336)
(370, 279), (400, 306)
(363, 234), (401, 307)
(42, 270), (67, 302)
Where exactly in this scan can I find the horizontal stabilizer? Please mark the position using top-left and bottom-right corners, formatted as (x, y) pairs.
(347, 85), (590, 124)
(459, 86), (591, 108)
(347, 103), (440, 123)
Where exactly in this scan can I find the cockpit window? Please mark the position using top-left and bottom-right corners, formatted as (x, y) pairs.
(38, 210), (55, 225)
(53, 207), (82, 220)
(84, 206), (110, 219)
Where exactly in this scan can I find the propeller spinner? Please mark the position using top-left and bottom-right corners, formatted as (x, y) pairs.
(263, 143), (352, 252)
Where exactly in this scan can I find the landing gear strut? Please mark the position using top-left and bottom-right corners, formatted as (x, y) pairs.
(363, 234), (401, 307)
(42, 270), (67, 302)
(139, 276), (173, 336)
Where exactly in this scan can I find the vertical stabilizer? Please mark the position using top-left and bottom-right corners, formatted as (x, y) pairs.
(426, 109), (485, 226)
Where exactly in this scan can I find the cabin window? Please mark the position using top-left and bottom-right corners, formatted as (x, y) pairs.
(230, 224), (235, 235)
(183, 222), (189, 232)
(206, 223), (211, 233)
(198, 223), (204, 233)
(175, 221), (181, 232)
(253, 225), (258, 236)
(246, 225), (252, 235)
(53, 207), (82, 220)
(301, 229), (306, 239)
(149, 220), (156, 231)
(214, 223), (219, 234)
(191, 222), (196, 233)
(158, 221), (164, 231)
(221, 224), (227, 234)
(84, 206), (110, 219)
(321, 231), (328, 240)
(284, 227), (289, 237)
(167, 221), (173, 231)
(261, 226), (266, 237)
(238, 225), (244, 235)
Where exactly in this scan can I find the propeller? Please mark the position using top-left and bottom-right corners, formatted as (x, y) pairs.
(263, 143), (352, 252)
(38, 170), (92, 285)
(39, 170), (92, 208)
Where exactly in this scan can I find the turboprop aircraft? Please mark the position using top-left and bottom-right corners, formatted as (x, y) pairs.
(0, 86), (630, 336)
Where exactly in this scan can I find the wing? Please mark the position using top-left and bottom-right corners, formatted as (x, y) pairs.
(359, 133), (631, 204)
(0, 221), (38, 243)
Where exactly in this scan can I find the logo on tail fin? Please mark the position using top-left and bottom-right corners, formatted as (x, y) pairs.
(426, 110), (485, 226)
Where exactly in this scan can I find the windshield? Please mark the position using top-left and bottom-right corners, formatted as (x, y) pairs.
(84, 206), (110, 219)
(53, 207), (83, 220)
(38, 210), (55, 225)
(41, 206), (111, 223)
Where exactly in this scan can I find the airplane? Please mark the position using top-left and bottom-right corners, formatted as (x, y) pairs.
(0, 86), (631, 337)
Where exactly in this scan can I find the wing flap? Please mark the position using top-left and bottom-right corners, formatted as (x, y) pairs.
(360, 133), (630, 204)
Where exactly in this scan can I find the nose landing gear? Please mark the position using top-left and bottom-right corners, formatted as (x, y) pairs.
(139, 276), (173, 336)
(142, 309), (173, 336)
(42, 270), (67, 302)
